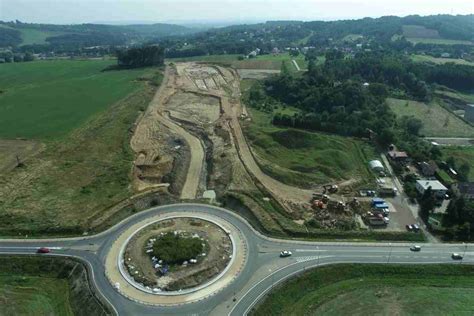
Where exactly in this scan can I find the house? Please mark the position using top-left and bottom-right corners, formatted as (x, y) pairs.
(419, 161), (438, 177)
(387, 151), (409, 164)
(453, 182), (474, 200)
(416, 180), (448, 198)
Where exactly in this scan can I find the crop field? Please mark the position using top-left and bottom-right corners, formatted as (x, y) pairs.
(387, 98), (474, 137)
(243, 108), (378, 188)
(0, 275), (73, 315)
(407, 38), (473, 45)
(412, 54), (474, 66)
(441, 146), (474, 181)
(253, 264), (474, 316)
(0, 60), (154, 140)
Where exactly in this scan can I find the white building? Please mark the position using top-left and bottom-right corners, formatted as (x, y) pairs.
(369, 160), (384, 173)
(416, 180), (448, 198)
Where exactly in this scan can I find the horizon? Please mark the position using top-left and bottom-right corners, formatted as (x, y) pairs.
(1, 0), (473, 25)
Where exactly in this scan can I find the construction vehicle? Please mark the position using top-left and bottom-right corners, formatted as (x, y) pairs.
(323, 184), (338, 194)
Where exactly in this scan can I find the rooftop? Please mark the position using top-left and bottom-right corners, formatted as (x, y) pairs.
(416, 180), (448, 191)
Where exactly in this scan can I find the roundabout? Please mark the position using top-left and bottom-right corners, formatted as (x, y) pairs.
(0, 203), (472, 316)
(104, 211), (248, 306)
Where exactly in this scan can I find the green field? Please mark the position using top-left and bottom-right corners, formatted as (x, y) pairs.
(0, 60), (154, 140)
(243, 107), (378, 188)
(441, 146), (474, 181)
(0, 60), (161, 236)
(0, 275), (73, 315)
(18, 28), (66, 46)
(412, 54), (474, 66)
(407, 37), (473, 45)
(168, 53), (307, 71)
(402, 25), (473, 45)
(253, 264), (474, 316)
(387, 98), (474, 137)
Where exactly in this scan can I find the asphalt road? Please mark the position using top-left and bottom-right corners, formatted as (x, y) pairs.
(0, 203), (472, 316)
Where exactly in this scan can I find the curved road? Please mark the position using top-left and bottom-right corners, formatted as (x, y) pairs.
(0, 203), (472, 315)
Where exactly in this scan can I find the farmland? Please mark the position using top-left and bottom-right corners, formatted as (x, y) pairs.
(387, 98), (474, 138)
(253, 264), (474, 316)
(243, 107), (378, 188)
(0, 60), (154, 140)
(441, 146), (474, 181)
(0, 60), (162, 236)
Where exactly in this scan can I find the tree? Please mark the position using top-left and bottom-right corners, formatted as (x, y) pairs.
(289, 50), (300, 57)
(23, 52), (34, 62)
(401, 116), (423, 136)
(419, 187), (436, 219)
(458, 163), (471, 182)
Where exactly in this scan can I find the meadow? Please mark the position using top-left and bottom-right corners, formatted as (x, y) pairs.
(243, 107), (378, 188)
(0, 60), (153, 139)
(411, 54), (474, 66)
(387, 98), (474, 138)
(253, 264), (474, 316)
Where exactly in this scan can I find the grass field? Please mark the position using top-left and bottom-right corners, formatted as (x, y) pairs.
(243, 107), (378, 188)
(441, 146), (474, 181)
(0, 60), (154, 140)
(0, 275), (73, 315)
(253, 264), (474, 316)
(411, 54), (474, 66)
(407, 38), (473, 45)
(0, 60), (161, 236)
(18, 28), (66, 46)
(168, 53), (307, 71)
(387, 98), (474, 137)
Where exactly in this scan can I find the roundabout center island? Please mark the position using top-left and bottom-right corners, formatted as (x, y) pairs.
(105, 211), (248, 306)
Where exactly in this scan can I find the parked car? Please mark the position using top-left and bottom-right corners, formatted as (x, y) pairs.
(452, 253), (463, 260)
(406, 224), (413, 231)
(410, 245), (421, 252)
(280, 250), (292, 257)
(37, 247), (51, 254)
(412, 224), (420, 232)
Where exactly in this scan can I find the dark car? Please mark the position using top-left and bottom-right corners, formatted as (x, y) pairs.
(37, 247), (51, 254)
(410, 245), (421, 252)
(452, 253), (463, 260)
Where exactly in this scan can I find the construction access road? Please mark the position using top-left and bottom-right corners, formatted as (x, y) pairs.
(0, 203), (472, 316)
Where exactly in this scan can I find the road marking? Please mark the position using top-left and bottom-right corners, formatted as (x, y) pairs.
(0, 246), (63, 250)
(295, 249), (327, 252)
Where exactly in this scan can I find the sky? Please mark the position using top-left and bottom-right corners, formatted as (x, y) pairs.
(0, 0), (473, 25)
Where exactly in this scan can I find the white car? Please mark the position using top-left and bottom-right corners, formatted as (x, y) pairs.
(280, 250), (292, 257)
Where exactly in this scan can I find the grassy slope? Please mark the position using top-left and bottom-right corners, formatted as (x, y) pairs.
(387, 98), (474, 137)
(0, 60), (151, 140)
(0, 275), (73, 315)
(253, 264), (474, 316)
(412, 54), (474, 66)
(441, 146), (474, 181)
(244, 107), (378, 188)
(18, 28), (66, 46)
(0, 61), (161, 235)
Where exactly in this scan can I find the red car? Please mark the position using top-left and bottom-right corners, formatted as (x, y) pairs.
(37, 247), (51, 254)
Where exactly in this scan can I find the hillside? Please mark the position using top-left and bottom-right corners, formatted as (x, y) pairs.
(0, 21), (196, 48)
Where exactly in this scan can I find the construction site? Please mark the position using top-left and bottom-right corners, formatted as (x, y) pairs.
(128, 62), (371, 234)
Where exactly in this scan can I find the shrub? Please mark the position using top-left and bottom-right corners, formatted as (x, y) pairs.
(152, 233), (203, 264)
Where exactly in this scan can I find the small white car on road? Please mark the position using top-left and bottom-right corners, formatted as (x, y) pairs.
(280, 250), (292, 258)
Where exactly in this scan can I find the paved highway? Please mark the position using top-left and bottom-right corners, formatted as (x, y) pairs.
(0, 203), (472, 316)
